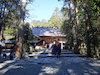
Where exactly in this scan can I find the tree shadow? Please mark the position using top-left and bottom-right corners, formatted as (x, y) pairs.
(0, 58), (100, 75)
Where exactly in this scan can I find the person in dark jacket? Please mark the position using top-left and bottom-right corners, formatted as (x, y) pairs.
(47, 43), (49, 49)
(33, 43), (36, 51)
(33, 43), (36, 48)
(51, 42), (57, 55)
(57, 43), (61, 58)
(10, 50), (14, 60)
(0, 45), (2, 57)
(3, 52), (7, 59)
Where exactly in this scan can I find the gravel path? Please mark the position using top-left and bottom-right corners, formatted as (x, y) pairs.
(0, 49), (100, 75)
(0, 58), (100, 75)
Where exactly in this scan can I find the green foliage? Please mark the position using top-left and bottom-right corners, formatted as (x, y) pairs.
(47, 7), (63, 29)
(87, 0), (100, 15)
(3, 26), (16, 40)
(0, 0), (20, 40)
(48, 15), (62, 28)
(23, 23), (33, 52)
(61, 20), (72, 35)
(31, 19), (48, 27)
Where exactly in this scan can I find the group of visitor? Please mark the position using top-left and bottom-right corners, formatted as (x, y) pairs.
(32, 41), (61, 58)
(2, 50), (14, 60)
(51, 42), (61, 58)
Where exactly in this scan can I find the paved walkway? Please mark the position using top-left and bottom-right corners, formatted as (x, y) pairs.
(0, 49), (100, 75)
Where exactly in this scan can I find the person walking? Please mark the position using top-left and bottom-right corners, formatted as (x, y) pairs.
(3, 52), (7, 59)
(57, 43), (61, 58)
(47, 43), (49, 49)
(33, 43), (36, 51)
(10, 50), (14, 60)
(51, 42), (57, 55)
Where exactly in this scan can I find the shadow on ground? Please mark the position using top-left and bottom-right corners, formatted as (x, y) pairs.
(0, 59), (100, 75)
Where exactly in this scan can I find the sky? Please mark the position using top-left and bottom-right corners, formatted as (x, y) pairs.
(25, 0), (63, 23)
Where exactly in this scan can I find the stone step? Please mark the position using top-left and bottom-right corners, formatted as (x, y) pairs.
(61, 51), (74, 53)
(40, 52), (74, 54)
(61, 50), (72, 51)
(28, 49), (85, 58)
(29, 54), (86, 58)
(30, 50), (74, 54)
(29, 55), (86, 58)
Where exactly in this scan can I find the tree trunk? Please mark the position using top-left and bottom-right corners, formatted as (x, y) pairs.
(74, 0), (80, 53)
(0, 1), (4, 40)
(15, 0), (26, 58)
(0, 1), (3, 19)
(69, 0), (78, 53)
(74, 1), (79, 35)
(88, 15), (99, 58)
(95, 46), (99, 58)
(83, 2), (91, 57)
